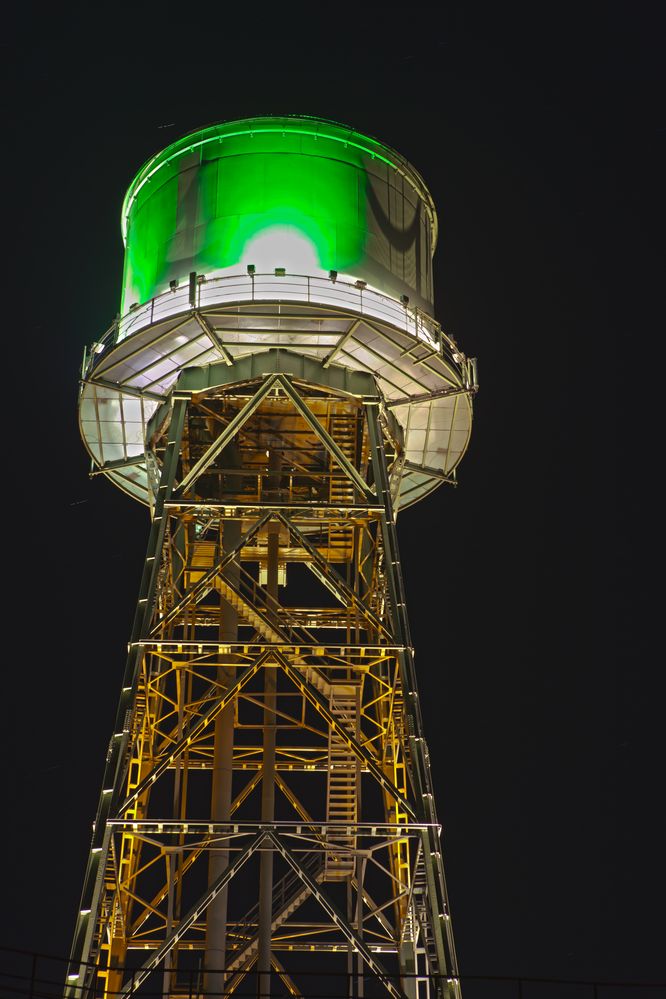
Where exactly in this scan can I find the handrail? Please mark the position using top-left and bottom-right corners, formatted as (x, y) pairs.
(82, 270), (465, 383)
(1, 946), (664, 998)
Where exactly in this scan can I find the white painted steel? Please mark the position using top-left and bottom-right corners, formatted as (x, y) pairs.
(79, 272), (474, 508)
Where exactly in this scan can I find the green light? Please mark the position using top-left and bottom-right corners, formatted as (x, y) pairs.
(196, 147), (364, 271)
(122, 170), (178, 309)
(119, 117), (437, 312)
(122, 127), (367, 309)
(120, 121), (420, 242)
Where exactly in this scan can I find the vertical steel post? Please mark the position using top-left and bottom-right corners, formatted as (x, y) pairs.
(257, 449), (280, 999)
(205, 518), (241, 997)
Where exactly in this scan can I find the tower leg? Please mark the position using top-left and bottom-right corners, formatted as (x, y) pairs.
(258, 518), (279, 999)
(205, 519), (240, 997)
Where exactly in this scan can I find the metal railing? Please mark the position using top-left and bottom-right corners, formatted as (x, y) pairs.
(2, 948), (663, 999)
(82, 271), (463, 383)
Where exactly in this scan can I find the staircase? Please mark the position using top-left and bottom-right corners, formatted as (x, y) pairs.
(226, 853), (324, 976)
(328, 414), (358, 560)
(210, 575), (285, 643)
(209, 566), (337, 704)
(184, 540), (217, 587)
(182, 541), (347, 706)
(324, 684), (359, 881)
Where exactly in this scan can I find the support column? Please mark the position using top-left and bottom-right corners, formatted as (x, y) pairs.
(258, 446), (280, 999)
(365, 400), (459, 998)
(205, 519), (241, 997)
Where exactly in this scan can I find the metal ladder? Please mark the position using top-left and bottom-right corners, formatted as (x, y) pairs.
(328, 414), (357, 560)
(324, 684), (359, 881)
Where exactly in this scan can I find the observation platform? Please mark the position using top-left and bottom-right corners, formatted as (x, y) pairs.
(80, 270), (476, 509)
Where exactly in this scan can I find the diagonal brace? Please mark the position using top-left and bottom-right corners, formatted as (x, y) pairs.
(274, 512), (390, 639)
(278, 657), (416, 820)
(192, 309), (234, 365)
(404, 460), (457, 485)
(267, 831), (408, 999)
(151, 511), (273, 636)
(177, 373), (281, 495)
(322, 318), (362, 368)
(275, 375), (374, 500)
(119, 833), (266, 997)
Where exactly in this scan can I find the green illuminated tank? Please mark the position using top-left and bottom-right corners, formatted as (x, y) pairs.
(120, 115), (438, 315)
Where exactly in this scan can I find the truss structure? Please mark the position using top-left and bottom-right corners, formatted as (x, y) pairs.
(66, 350), (461, 999)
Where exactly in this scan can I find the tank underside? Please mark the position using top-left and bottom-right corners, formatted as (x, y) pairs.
(80, 272), (475, 511)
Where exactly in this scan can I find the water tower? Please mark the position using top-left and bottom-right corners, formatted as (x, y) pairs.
(66, 115), (477, 999)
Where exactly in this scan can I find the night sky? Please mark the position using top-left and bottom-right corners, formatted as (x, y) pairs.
(3, 6), (663, 991)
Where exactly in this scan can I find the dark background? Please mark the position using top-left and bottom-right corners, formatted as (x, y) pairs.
(3, 4), (663, 989)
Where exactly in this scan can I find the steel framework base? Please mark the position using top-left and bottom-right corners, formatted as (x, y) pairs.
(65, 352), (460, 999)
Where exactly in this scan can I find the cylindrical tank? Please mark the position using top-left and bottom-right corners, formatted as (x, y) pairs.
(120, 115), (438, 315)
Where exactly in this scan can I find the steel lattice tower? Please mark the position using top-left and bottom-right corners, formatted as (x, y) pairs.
(66, 116), (477, 999)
